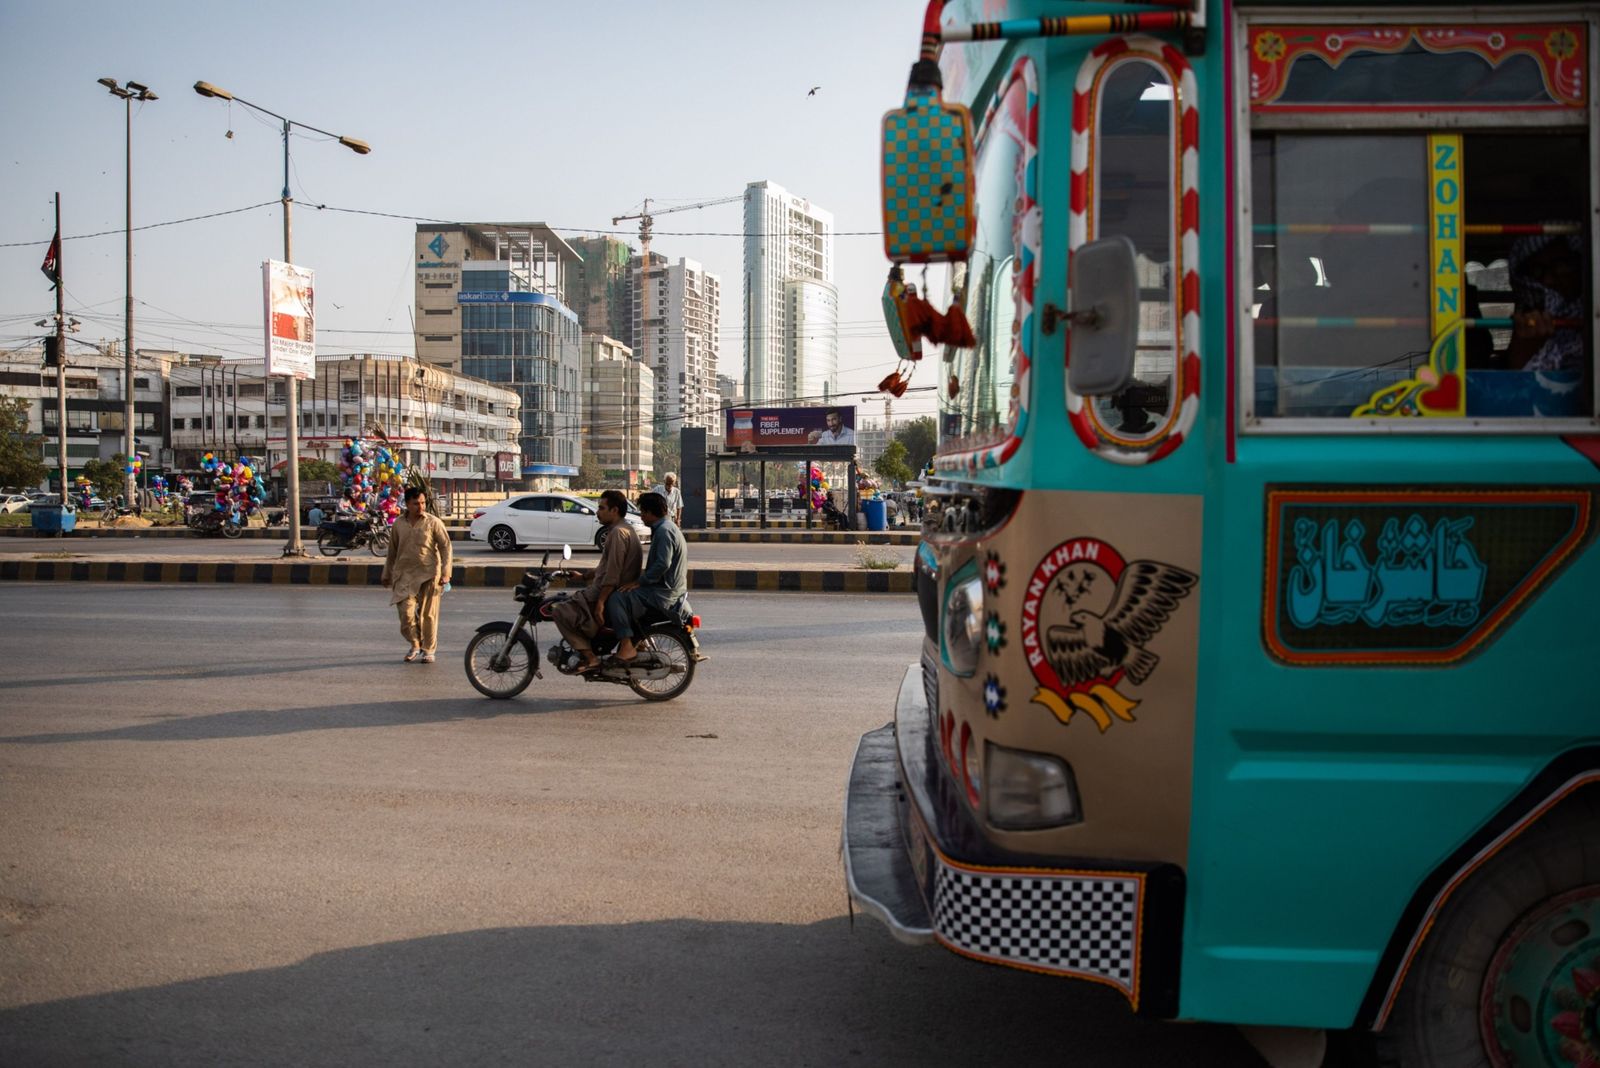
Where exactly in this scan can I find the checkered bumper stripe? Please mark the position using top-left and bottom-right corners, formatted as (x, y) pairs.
(933, 864), (1141, 994)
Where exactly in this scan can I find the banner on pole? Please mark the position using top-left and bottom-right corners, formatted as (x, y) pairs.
(263, 260), (316, 380)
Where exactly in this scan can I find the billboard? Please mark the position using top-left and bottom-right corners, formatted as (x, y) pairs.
(725, 406), (856, 449)
(495, 452), (518, 481)
(263, 260), (315, 380)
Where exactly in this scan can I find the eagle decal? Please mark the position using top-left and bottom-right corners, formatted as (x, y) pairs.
(1020, 539), (1198, 732)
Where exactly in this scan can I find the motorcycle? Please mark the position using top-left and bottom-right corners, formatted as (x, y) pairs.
(464, 545), (704, 703)
(188, 507), (244, 539)
(316, 513), (390, 557)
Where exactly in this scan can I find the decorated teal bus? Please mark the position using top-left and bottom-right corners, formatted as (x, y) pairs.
(844, 2), (1599, 1064)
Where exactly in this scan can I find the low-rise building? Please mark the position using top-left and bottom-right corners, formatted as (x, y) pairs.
(0, 344), (172, 488)
(166, 353), (522, 499)
(581, 335), (653, 488)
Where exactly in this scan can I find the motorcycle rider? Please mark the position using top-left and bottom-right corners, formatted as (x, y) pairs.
(606, 491), (687, 664)
(552, 489), (641, 673)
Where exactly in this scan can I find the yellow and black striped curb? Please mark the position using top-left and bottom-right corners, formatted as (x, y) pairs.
(0, 559), (915, 594)
(687, 530), (919, 545)
(0, 526), (475, 541)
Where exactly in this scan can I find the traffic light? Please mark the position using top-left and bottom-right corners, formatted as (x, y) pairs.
(43, 336), (60, 367)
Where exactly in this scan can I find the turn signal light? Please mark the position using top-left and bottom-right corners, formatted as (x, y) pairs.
(985, 742), (1082, 830)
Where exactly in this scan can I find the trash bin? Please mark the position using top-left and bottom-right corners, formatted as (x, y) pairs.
(31, 503), (76, 534)
(863, 498), (887, 532)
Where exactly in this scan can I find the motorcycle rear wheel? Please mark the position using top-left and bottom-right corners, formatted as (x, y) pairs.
(222, 520), (243, 539)
(464, 630), (535, 699)
(627, 630), (696, 702)
(316, 529), (343, 557)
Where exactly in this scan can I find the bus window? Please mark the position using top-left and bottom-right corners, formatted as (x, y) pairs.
(1084, 58), (1179, 444)
(1244, 21), (1594, 426)
(943, 59), (1036, 451)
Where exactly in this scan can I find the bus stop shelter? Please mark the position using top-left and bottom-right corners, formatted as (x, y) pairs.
(709, 445), (857, 530)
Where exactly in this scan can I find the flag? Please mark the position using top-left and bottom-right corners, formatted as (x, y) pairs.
(41, 231), (60, 290)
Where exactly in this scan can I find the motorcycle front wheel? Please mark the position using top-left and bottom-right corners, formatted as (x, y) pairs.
(627, 630), (696, 702)
(316, 529), (343, 557)
(222, 520), (243, 539)
(370, 529), (390, 556)
(464, 629), (535, 699)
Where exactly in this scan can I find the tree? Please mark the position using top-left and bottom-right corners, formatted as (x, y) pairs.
(652, 432), (681, 485)
(81, 454), (128, 500)
(298, 458), (341, 484)
(874, 439), (914, 487)
(0, 398), (47, 490)
(576, 451), (606, 489)
(894, 416), (937, 478)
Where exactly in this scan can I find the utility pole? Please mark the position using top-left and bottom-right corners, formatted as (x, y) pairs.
(54, 194), (68, 508)
(99, 78), (156, 512)
(194, 80), (369, 556)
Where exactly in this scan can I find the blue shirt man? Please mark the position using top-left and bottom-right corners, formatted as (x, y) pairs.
(307, 504), (325, 527)
(606, 491), (687, 662)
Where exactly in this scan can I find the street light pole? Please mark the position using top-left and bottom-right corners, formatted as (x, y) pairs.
(193, 81), (369, 556)
(100, 78), (156, 513)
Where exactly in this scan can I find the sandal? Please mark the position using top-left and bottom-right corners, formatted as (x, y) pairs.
(404, 648), (421, 663)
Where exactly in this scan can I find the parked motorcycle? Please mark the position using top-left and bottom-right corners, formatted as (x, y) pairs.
(188, 507), (243, 539)
(316, 514), (390, 557)
(464, 545), (703, 702)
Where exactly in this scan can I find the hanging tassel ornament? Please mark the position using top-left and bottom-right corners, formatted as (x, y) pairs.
(880, 264), (977, 397)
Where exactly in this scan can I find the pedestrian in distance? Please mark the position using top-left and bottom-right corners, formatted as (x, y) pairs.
(552, 489), (642, 673)
(307, 502), (325, 528)
(652, 473), (684, 527)
(382, 485), (453, 664)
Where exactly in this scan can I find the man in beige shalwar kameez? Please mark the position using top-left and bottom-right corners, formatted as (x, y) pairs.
(382, 486), (454, 663)
(552, 489), (641, 673)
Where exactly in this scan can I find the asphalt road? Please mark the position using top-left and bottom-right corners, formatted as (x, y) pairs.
(0, 535), (910, 569)
(0, 585), (1261, 1067)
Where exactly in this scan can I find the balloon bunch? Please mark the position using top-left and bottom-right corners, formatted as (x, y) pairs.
(125, 455), (142, 477)
(176, 475), (194, 496)
(202, 454), (267, 517)
(150, 475), (169, 504)
(339, 437), (408, 525)
(803, 463), (830, 510)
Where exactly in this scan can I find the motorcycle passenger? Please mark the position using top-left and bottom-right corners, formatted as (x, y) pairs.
(552, 489), (641, 673)
(606, 491), (687, 664)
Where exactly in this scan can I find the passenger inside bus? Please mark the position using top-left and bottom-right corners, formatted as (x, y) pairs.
(1251, 131), (1592, 419)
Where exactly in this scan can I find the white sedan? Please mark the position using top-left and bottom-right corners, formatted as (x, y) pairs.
(468, 493), (649, 552)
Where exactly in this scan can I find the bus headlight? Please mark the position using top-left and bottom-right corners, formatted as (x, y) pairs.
(985, 743), (1082, 829)
(942, 572), (984, 677)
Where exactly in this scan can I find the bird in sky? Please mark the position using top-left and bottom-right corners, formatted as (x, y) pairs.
(808, 86), (821, 96)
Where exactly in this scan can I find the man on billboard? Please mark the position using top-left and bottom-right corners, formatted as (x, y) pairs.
(808, 408), (855, 446)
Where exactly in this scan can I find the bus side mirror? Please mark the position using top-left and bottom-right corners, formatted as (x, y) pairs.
(1066, 236), (1140, 396)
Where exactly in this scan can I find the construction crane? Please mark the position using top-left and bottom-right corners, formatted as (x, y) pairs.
(613, 195), (744, 432)
(612, 193), (743, 269)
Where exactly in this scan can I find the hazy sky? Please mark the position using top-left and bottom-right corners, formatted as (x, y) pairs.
(0, 0), (937, 419)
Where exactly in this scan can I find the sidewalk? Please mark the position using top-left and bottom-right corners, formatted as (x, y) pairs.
(0, 525), (920, 546)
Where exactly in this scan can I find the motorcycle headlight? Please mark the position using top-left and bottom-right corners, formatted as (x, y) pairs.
(941, 568), (984, 677)
(985, 743), (1082, 830)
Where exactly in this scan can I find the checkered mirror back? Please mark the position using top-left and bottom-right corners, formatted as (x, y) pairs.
(881, 86), (975, 263)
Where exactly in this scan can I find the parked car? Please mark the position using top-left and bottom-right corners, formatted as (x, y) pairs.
(469, 493), (649, 552)
(0, 493), (32, 514)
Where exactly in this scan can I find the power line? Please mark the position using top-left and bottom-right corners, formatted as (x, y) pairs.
(0, 200), (280, 248)
(303, 203), (882, 237)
